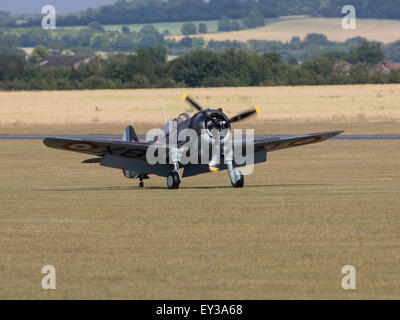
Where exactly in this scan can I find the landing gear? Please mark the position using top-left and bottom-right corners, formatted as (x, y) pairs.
(232, 173), (244, 188)
(138, 175), (146, 188)
(167, 171), (181, 189)
(226, 160), (244, 188)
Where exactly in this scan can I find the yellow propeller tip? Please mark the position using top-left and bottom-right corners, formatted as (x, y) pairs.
(182, 93), (188, 101)
(209, 166), (220, 172)
(255, 106), (260, 114)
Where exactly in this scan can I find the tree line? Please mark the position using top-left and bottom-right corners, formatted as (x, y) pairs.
(1, 44), (399, 91)
(4, 0), (400, 28)
(2, 24), (400, 63)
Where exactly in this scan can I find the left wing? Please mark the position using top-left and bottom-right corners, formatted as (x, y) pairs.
(44, 136), (175, 177)
(43, 137), (154, 159)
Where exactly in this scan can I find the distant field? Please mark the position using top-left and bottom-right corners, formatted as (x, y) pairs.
(62, 20), (220, 35)
(172, 18), (400, 43)
(1, 139), (399, 299)
(1, 85), (400, 135)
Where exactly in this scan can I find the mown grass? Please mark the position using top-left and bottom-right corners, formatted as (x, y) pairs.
(0, 139), (399, 299)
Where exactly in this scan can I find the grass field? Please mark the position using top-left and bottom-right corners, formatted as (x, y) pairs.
(1, 85), (400, 135)
(1, 86), (399, 299)
(172, 18), (400, 43)
(0, 139), (399, 299)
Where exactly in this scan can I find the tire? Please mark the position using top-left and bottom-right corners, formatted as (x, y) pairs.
(167, 172), (180, 189)
(232, 174), (244, 188)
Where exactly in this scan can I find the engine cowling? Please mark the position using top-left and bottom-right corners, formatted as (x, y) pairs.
(190, 109), (231, 146)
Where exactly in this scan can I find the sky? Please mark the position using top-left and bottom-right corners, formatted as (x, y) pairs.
(0, 0), (119, 14)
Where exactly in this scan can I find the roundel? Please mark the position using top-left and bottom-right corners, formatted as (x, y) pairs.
(64, 141), (98, 151)
(289, 136), (322, 147)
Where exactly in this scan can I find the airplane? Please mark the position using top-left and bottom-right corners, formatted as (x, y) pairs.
(43, 94), (343, 189)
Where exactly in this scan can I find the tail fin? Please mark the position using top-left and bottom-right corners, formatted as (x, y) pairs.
(123, 125), (139, 142)
(122, 125), (139, 179)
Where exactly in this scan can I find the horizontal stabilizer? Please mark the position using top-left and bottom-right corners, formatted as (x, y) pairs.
(82, 158), (102, 163)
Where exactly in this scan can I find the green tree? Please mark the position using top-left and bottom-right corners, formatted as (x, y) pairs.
(90, 34), (110, 50)
(218, 17), (231, 31)
(29, 45), (49, 63)
(88, 21), (105, 32)
(181, 22), (197, 35)
(346, 42), (385, 66)
(114, 34), (136, 51)
(162, 29), (171, 37)
(198, 23), (208, 34)
(218, 17), (242, 31)
(242, 10), (265, 29)
(349, 63), (370, 84)
(304, 33), (329, 45)
(130, 74), (152, 88)
(121, 26), (130, 34)
(288, 56), (299, 66)
(138, 25), (164, 48)
(0, 11), (15, 27)
(230, 21), (242, 31)
(84, 75), (108, 89)
(0, 34), (24, 56)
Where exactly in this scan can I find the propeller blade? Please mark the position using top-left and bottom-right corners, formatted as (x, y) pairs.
(229, 106), (260, 123)
(182, 94), (203, 112)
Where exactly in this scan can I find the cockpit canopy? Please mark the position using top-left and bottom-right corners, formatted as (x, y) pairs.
(162, 113), (191, 132)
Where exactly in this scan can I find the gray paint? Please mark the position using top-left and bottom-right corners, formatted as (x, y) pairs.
(3, 134), (400, 141)
(101, 154), (172, 178)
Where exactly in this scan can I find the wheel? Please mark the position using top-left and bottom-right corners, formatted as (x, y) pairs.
(167, 172), (180, 189)
(138, 181), (144, 188)
(232, 174), (244, 188)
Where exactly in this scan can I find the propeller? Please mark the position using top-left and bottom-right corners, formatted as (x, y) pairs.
(229, 106), (260, 123)
(182, 94), (203, 111)
(182, 93), (260, 123)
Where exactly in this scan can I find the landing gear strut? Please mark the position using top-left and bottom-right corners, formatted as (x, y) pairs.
(138, 175), (144, 188)
(167, 171), (181, 189)
(167, 156), (181, 189)
(227, 161), (244, 188)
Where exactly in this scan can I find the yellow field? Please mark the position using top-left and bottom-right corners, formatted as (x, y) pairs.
(1, 139), (399, 299)
(172, 18), (400, 43)
(1, 84), (400, 136)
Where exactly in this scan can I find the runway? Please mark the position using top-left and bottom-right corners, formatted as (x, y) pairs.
(1, 134), (400, 140)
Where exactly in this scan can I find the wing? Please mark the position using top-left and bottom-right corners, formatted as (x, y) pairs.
(43, 137), (153, 159)
(44, 136), (175, 177)
(253, 130), (343, 152)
